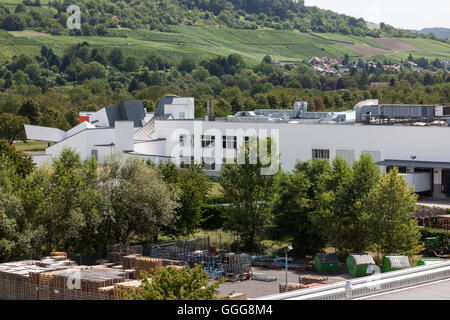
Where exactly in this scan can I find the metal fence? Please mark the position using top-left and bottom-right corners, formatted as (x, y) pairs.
(257, 261), (450, 300)
(148, 237), (210, 260)
(64, 237), (211, 266)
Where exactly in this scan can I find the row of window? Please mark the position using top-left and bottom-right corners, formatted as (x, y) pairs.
(312, 149), (380, 163)
(180, 135), (251, 150)
(179, 148), (380, 170)
(179, 156), (238, 170)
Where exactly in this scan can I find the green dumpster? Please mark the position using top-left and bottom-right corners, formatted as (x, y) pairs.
(424, 237), (440, 252)
(314, 253), (339, 273)
(346, 254), (375, 277)
(417, 258), (443, 266)
(382, 255), (410, 272)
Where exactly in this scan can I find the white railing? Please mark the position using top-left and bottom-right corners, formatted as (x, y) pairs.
(256, 261), (450, 300)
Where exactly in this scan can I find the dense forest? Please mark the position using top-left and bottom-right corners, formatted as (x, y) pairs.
(0, 0), (442, 39)
(0, 40), (448, 136)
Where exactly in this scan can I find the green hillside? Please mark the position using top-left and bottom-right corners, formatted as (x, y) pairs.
(1, 26), (449, 66)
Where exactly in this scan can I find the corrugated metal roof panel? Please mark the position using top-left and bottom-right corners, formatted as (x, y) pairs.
(154, 95), (179, 117)
(351, 254), (375, 265)
(105, 105), (121, 127)
(119, 100), (146, 127)
(387, 256), (410, 268)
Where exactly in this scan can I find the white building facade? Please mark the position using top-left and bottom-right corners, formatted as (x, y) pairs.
(24, 97), (450, 199)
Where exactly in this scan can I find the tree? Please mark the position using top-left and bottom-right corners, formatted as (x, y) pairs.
(273, 159), (334, 257)
(29, 149), (104, 254)
(124, 265), (228, 300)
(109, 48), (124, 69)
(123, 56), (139, 73)
(332, 154), (380, 258)
(2, 14), (26, 31)
(368, 167), (423, 259)
(178, 56), (196, 73)
(0, 186), (44, 262)
(0, 113), (28, 144)
(0, 139), (34, 177)
(220, 138), (279, 252)
(99, 158), (180, 243)
(158, 162), (211, 236)
(192, 66), (210, 82)
(14, 3), (27, 13)
(78, 61), (107, 81)
(18, 99), (40, 125)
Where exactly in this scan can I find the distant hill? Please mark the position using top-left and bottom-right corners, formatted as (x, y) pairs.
(0, 0), (421, 39)
(415, 28), (450, 40)
(0, 0), (448, 65)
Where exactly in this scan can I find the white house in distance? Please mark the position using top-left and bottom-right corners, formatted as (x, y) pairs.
(24, 95), (450, 199)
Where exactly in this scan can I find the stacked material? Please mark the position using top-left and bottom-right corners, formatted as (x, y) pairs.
(223, 253), (250, 275)
(162, 259), (183, 266)
(113, 280), (142, 300)
(98, 285), (115, 300)
(251, 273), (277, 282)
(107, 244), (143, 264)
(122, 254), (142, 270)
(47, 266), (129, 300)
(135, 257), (163, 278)
(230, 293), (247, 300)
(279, 283), (303, 293)
(0, 257), (76, 300)
(50, 252), (68, 261)
(124, 269), (136, 279)
(299, 275), (328, 285)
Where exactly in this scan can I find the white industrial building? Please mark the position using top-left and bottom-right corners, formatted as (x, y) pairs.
(24, 95), (450, 198)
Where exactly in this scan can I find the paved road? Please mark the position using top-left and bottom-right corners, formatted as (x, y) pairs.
(360, 279), (450, 300)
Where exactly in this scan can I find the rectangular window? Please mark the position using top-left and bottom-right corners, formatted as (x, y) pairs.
(222, 136), (237, 149)
(201, 157), (216, 170)
(179, 112), (185, 119)
(201, 135), (215, 148)
(180, 156), (194, 169)
(179, 134), (194, 147)
(336, 150), (355, 165)
(361, 151), (381, 163)
(91, 149), (98, 161)
(312, 149), (330, 161)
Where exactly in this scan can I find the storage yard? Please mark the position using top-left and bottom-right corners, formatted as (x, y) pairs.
(1, 242), (448, 300)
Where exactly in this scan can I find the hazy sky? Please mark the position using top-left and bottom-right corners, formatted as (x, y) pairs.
(304, 0), (450, 30)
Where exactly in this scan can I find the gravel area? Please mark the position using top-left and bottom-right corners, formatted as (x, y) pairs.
(218, 267), (353, 299)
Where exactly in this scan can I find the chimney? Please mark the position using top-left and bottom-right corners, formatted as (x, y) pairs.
(205, 100), (215, 121)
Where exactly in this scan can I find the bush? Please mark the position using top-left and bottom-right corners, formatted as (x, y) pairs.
(419, 227), (450, 244)
(200, 196), (227, 229)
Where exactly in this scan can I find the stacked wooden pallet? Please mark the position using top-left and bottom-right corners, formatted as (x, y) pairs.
(279, 283), (303, 293)
(107, 244), (143, 264)
(299, 275), (328, 285)
(134, 257), (163, 278)
(162, 259), (183, 266)
(50, 252), (68, 261)
(122, 254), (141, 270)
(0, 258), (75, 300)
(49, 267), (129, 300)
(113, 280), (142, 300)
(230, 292), (247, 300)
(98, 285), (115, 300)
